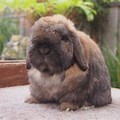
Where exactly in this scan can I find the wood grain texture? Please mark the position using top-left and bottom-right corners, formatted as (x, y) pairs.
(0, 61), (28, 88)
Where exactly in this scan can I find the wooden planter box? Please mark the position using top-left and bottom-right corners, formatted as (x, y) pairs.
(0, 60), (28, 88)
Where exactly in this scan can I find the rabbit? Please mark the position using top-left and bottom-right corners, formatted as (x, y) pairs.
(25, 14), (112, 111)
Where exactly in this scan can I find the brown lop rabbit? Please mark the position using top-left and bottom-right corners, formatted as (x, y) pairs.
(25, 15), (112, 111)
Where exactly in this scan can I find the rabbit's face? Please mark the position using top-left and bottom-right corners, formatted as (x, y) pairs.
(27, 15), (88, 74)
(28, 21), (74, 75)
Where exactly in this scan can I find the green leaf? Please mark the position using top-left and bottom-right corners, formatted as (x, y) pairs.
(75, 1), (96, 21)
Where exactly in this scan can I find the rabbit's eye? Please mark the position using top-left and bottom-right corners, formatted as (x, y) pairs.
(61, 35), (68, 41)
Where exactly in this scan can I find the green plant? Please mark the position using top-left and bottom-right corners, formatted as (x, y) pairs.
(0, 8), (19, 55)
(84, 0), (120, 43)
(103, 45), (120, 88)
(0, 0), (96, 57)
(0, 18), (19, 55)
(0, 0), (96, 21)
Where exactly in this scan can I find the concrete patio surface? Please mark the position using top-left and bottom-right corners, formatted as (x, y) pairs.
(0, 85), (120, 120)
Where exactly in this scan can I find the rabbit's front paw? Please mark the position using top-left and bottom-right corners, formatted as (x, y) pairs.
(25, 96), (40, 104)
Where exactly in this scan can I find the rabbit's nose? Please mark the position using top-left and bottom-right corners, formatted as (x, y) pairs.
(39, 47), (51, 55)
(39, 64), (47, 71)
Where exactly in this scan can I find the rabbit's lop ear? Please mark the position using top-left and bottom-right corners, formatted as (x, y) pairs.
(72, 33), (88, 71)
(26, 58), (31, 70)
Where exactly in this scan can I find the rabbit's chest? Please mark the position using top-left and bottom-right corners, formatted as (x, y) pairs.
(28, 68), (64, 99)
(39, 73), (64, 93)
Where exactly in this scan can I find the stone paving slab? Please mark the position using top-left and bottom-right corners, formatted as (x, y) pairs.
(0, 85), (120, 120)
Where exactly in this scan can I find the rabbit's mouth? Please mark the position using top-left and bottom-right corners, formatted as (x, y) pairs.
(38, 64), (54, 75)
(39, 64), (48, 71)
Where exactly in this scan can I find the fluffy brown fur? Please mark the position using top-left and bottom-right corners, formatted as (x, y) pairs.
(25, 14), (112, 111)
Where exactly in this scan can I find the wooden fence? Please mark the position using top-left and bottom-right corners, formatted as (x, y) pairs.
(103, 2), (120, 54)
